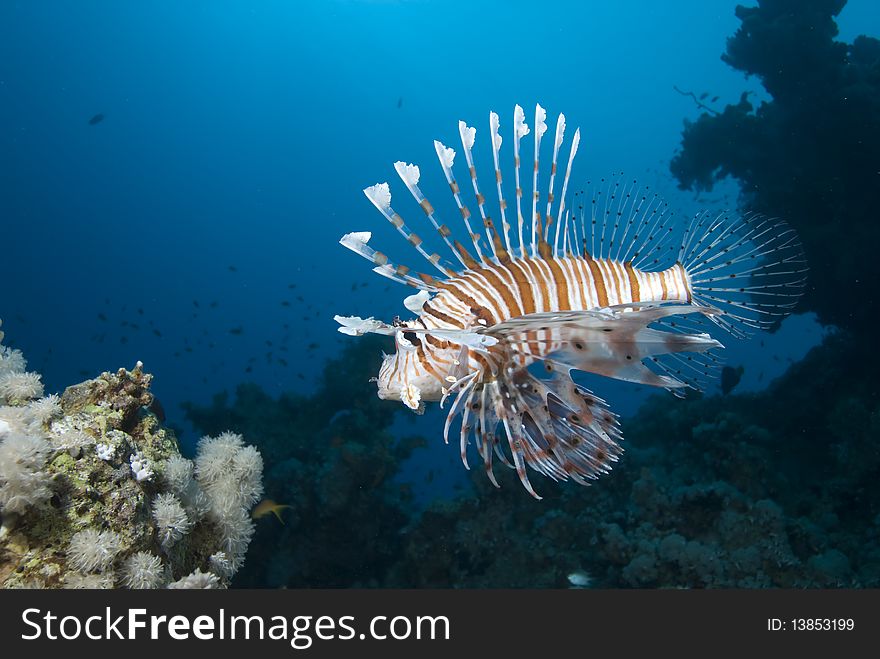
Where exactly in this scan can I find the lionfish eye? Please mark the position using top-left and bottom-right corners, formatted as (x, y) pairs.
(402, 331), (418, 343)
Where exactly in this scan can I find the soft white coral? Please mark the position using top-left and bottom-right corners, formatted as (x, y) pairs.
(26, 395), (62, 424)
(168, 568), (220, 589)
(121, 552), (165, 589)
(0, 371), (44, 404)
(0, 432), (52, 514)
(152, 492), (193, 549)
(194, 432), (264, 570)
(0, 345), (26, 376)
(66, 529), (121, 573)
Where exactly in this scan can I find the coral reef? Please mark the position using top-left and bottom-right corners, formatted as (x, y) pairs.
(669, 0), (880, 336)
(382, 333), (879, 588)
(183, 335), (424, 587)
(180, 330), (879, 588)
(0, 323), (264, 588)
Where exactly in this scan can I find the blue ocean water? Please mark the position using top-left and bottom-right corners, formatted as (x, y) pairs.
(2, 1), (879, 588)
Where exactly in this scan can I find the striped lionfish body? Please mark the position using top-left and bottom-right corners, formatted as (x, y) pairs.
(335, 104), (806, 499)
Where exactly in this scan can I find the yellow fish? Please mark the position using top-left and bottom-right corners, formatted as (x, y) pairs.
(252, 499), (291, 524)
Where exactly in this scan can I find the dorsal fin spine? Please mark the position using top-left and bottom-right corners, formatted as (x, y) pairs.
(488, 111), (514, 258)
(545, 113), (566, 247)
(339, 231), (437, 291)
(512, 105), (530, 259)
(459, 121), (499, 262)
(433, 140), (486, 265)
(393, 161), (468, 271)
(363, 183), (455, 277)
(531, 104), (548, 258)
(554, 126), (580, 257)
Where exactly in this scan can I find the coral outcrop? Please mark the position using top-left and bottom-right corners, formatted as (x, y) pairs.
(0, 321), (263, 588)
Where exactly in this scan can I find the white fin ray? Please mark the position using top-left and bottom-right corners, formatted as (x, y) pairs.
(513, 104), (530, 258)
(339, 231), (436, 291)
(544, 113), (566, 244)
(531, 104), (548, 256)
(433, 140), (485, 263)
(489, 111), (513, 256)
(363, 183), (455, 277)
(554, 126), (580, 257)
(393, 161), (468, 269)
(458, 120), (498, 260)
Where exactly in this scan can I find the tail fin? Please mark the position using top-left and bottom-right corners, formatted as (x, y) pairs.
(679, 211), (808, 338)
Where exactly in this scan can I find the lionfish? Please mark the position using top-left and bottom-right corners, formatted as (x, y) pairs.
(334, 103), (806, 499)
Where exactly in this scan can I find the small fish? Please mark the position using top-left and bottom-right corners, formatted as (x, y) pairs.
(711, 96), (720, 103)
(699, 92), (709, 100)
(88, 113), (105, 125)
(397, 96), (403, 109)
(720, 365), (744, 395)
(228, 265), (238, 272)
(97, 313), (107, 322)
(334, 102), (807, 499)
(229, 326), (243, 335)
(252, 499), (292, 523)
(567, 570), (592, 588)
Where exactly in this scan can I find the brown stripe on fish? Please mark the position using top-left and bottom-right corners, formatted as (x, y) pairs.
(456, 272), (507, 322)
(624, 261), (641, 302)
(585, 254), (609, 307)
(476, 264), (523, 317)
(543, 256), (571, 311)
(508, 260), (537, 315)
(422, 300), (465, 328)
(453, 240), (479, 269)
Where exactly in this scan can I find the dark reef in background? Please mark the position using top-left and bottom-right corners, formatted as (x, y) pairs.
(670, 0), (880, 336)
(386, 334), (880, 588)
(183, 0), (880, 588)
(185, 333), (880, 588)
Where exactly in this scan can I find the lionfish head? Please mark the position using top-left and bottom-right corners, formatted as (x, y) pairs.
(376, 324), (446, 413)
